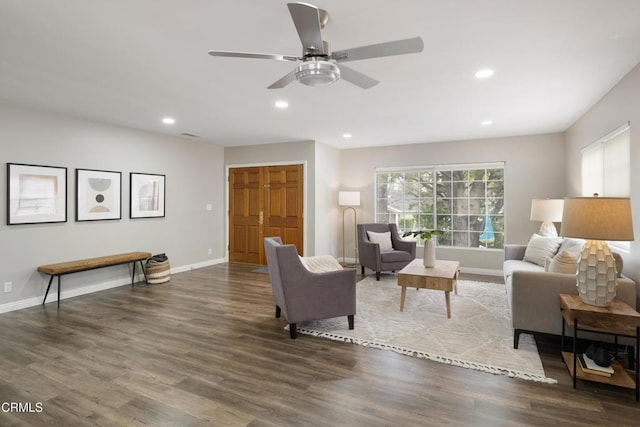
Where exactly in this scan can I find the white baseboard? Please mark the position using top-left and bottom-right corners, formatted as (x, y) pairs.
(0, 257), (227, 314)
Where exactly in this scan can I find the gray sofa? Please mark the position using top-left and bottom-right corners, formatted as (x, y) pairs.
(504, 241), (637, 349)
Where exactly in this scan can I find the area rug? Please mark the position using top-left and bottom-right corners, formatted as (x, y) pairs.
(296, 275), (557, 384)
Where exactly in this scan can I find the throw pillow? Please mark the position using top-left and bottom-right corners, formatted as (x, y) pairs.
(523, 234), (562, 267)
(299, 255), (343, 273)
(367, 231), (393, 251)
(547, 250), (579, 274)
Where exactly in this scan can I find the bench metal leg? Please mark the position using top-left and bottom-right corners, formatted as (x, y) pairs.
(140, 260), (148, 283)
(43, 275), (61, 308)
(131, 260), (148, 286)
(43, 275), (55, 305)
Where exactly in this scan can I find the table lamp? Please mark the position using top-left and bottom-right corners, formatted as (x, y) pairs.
(530, 199), (564, 237)
(560, 195), (634, 307)
(339, 191), (360, 265)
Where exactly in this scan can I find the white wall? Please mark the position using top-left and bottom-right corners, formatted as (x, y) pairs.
(564, 62), (640, 284)
(339, 133), (565, 272)
(0, 104), (225, 311)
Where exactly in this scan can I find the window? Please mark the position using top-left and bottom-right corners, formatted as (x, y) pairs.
(581, 123), (630, 251)
(375, 163), (505, 249)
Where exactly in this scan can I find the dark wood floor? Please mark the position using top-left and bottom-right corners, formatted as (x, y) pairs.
(1, 263), (639, 426)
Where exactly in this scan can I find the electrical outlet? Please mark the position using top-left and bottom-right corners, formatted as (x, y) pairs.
(208, 248), (212, 255)
(3, 282), (12, 293)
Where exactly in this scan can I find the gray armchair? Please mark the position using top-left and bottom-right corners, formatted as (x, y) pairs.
(263, 237), (356, 339)
(357, 223), (416, 280)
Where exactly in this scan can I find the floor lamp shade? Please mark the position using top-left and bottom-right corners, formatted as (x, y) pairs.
(560, 196), (634, 307)
(530, 199), (564, 237)
(339, 191), (361, 207)
(339, 191), (360, 265)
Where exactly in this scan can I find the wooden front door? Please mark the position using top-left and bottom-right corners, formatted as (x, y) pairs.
(229, 164), (303, 264)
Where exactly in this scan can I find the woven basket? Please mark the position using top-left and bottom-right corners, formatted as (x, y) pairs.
(145, 258), (170, 284)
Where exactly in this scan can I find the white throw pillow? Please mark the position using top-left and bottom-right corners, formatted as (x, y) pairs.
(523, 234), (562, 267)
(299, 255), (343, 273)
(367, 231), (393, 251)
(546, 250), (579, 274)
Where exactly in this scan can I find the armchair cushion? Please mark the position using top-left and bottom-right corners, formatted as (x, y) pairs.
(380, 250), (413, 263)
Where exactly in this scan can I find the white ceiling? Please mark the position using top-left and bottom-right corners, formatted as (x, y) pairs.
(2, 1), (640, 149)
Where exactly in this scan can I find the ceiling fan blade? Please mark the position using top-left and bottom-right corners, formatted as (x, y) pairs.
(268, 70), (297, 89)
(208, 50), (298, 62)
(338, 65), (379, 89)
(287, 2), (325, 55)
(332, 36), (424, 63)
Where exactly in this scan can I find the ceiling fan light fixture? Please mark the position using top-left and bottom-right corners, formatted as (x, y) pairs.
(295, 60), (340, 87)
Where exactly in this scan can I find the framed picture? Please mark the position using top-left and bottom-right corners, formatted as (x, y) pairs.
(76, 168), (122, 221)
(130, 172), (166, 218)
(7, 163), (67, 225)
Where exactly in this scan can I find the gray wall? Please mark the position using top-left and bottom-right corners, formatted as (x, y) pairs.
(0, 105), (225, 311)
(565, 62), (640, 284)
(314, 142), (342, 257)
(339, 133), (566, 272)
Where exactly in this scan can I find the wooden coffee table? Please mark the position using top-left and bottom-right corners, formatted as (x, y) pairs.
(397, 259), (460, 318)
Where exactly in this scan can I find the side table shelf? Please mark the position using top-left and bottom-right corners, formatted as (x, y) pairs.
(559, 294), (640, 401)
(561, 352), (636, 389)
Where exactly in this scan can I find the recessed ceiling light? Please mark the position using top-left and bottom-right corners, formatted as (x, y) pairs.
(162, 117), (175, 125)
(342, 133), (352, 139)
(481, 120), (493, 126)
(474, 69), (494, 79)
(275, 100), (289, 109)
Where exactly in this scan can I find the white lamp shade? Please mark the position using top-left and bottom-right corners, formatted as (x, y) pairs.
(560, 197), (634, 241)
(339, 191), (360, 207)
(530, 199), (564, 222)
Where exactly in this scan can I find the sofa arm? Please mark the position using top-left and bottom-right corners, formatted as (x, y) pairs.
(509, 270), (638, 337)
(504, 244), (526, 261)
(615, 275), (637, 310)
(509, 270), (583, 336)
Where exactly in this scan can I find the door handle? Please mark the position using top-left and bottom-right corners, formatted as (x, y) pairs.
(259, 211), (264, 225)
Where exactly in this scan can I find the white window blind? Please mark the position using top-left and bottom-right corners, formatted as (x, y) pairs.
(581, 123), (630, 197)
(581, 123), (630, 251)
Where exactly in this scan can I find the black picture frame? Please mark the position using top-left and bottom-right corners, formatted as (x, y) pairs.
(76, 168), (122, 221)
(7, 163), (68, 225)
(130, 172), (166, 218)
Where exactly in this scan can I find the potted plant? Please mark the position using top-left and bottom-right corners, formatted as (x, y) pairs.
(403, 229), (445, 268)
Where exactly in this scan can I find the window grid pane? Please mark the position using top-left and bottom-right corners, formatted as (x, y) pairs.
(376, 165), (504, 248)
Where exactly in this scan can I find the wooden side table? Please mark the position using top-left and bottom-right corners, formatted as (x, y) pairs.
(559, 294), (640, 401)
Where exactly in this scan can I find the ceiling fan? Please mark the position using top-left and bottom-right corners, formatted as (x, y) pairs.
(208, 2), (424, 89)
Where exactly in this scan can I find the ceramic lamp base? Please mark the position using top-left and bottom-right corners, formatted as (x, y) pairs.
(538, 221), (558, 237)
(576, 240), (618, 307)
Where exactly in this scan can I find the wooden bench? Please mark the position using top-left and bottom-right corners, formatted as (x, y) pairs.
(37, 252), (152, 307)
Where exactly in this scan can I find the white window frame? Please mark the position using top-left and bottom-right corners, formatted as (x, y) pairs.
(375, 162), (505, 250)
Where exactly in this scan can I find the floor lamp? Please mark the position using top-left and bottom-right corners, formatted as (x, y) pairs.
(339, 191), (360, 266)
